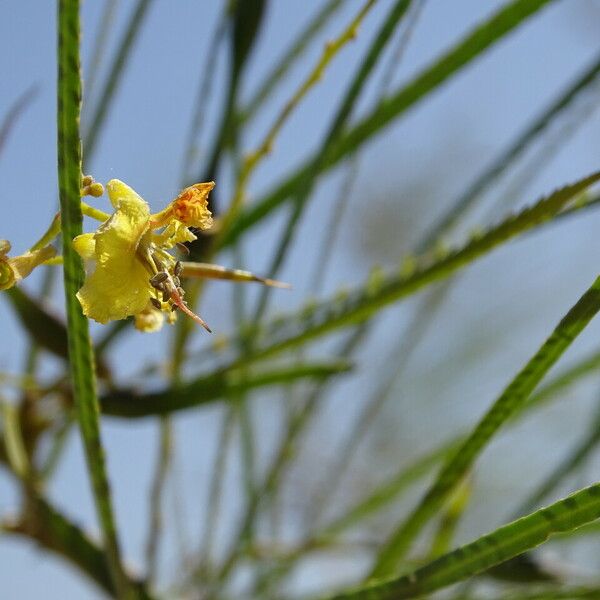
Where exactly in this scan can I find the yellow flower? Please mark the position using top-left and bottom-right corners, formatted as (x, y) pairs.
(74, 179), (214, 331)
(0, 239), (56, 291)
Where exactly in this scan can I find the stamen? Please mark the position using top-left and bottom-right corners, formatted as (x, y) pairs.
(174, 261), (183, 277)
(150, 297), (162, 310)
(152, 255), (166, 272)
(168, 286), (212, 332)
(176, 243), (190, 256)
(150, 272), (168, 287)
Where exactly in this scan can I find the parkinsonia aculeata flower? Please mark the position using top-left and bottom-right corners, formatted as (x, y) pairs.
(74, 179), (288, 333)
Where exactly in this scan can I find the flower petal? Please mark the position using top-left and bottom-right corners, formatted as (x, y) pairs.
(73, 233), (96, 261)
(77, 255), (150, 324)
(134, 303), (165, 333)
(76, 184), (152, 323)
(6, 245), (56, 285)
(170, 182), (214, 230)
(106, 179), (148, 212)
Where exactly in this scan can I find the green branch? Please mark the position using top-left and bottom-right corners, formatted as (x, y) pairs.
(56, 1), (132, 596)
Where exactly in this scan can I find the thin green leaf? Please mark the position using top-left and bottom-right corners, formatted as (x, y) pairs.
(100, 360), (352, 418)
(318, 439), (459, 540)
(1, 400), (29, 479)
(249, 0), (413, 323)
(179, 11), (229, 185)
(144, 418), (173, 581)
(83, 0), (119, 103)
(83, 0), (154, 163)
(321, 482), (600, 599)
(371, 270), (600, 578)
(196, 0), (267, 210)
(0, 85), (38, 159)
(327, 342), (600, 537)
(241, 0), (346, 122)
(196, 407), (236, 578)
(526, 344), (600, 409)
(57, 1), (130, 595)
(484, 553), (557, 584)
(220, 0), (556, 249)
(428, 477), (472, 559)
(229, 172), (600, 366)
(231, 0), (267, 80)
(202, 329), (365, 592)
(418, 47), (600, 252)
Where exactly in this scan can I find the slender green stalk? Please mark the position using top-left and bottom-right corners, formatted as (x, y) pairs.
(306, 288), (442, 526)
(241, 0), (346, 122)
(417, 48), (600, 252)
(145, 418), (173, 582)
(322, 482), (600, 599)
(228, 172), (600, 366)
(57, 1), (130, 596)
(100, 360), (351, 418)
(370, 272), (600, 578)
(218, 0), (379, 241)
(0, 85), (38, 158)
(202, 329), (364, 593)
(83, 0), (154, 162)
(220, 0), (557, 250)
(196, 407), (236, 578)
(249, 0), (410, 323)
(180, 10), (229, 185)
(5, 286), (69, 359)
(83, 0), (119, 104)
(3, 492), (151, 598)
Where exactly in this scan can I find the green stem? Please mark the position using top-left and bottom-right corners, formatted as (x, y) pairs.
(57, 1), (131, 596)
